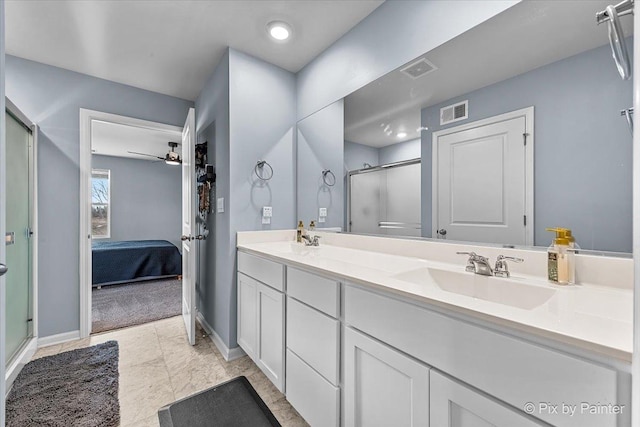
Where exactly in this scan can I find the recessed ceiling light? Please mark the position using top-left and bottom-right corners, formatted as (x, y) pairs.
(397, 132), (407, 138)
(267, 21), (292, 41)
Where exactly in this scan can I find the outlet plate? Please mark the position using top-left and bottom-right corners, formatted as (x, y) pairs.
(319, 207), (327, 217)
(263, 206), (273, 217)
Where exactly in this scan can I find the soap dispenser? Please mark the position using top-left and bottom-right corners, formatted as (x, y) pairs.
(296, 220), (304, 243)
(546, 228), (574, 285)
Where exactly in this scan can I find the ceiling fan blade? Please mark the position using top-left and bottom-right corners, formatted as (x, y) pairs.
(127, 151), (164, 160)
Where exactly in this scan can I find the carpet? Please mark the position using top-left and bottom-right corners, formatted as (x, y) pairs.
(92, 278), (181, 333)
(158, 376), (281, 427)
(6, 341), (120, 427)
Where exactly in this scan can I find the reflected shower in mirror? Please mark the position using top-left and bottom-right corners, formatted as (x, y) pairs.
(336, 0), (632, 253)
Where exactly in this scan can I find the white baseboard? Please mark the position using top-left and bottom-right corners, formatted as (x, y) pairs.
(196, 312), (245, 362)
(6, 337), (38, 394)
(37, 330), (81, 348)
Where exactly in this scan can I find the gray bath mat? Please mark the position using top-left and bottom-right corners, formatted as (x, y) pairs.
(158, 376), (280, 427)
(6, 341), (120, 427)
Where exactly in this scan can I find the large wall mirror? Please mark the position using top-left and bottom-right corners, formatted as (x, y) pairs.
(297, 0), (633, 254)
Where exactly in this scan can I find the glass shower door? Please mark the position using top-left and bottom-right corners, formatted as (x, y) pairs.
(5, 111), (33, 366)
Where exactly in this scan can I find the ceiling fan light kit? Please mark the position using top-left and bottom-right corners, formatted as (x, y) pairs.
(126, 141), (182, 165)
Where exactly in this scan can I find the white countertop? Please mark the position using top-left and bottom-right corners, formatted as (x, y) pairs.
(237, 231), (633, 363)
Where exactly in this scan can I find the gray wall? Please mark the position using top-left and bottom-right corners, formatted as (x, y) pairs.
(195, 48), (296, 350)
(297, 100), (344, 228)
(344, 140), (379, 171)
(5, 55), (193, 337)
(379, 138), (420, 165)
(296, 0), (519, 120)
(1, 1), (7, 422)
(421, 41), (633, 252)
(227, 49), (296, 347)
(195, 50), (230, 346)
(91, 155), (181, 248)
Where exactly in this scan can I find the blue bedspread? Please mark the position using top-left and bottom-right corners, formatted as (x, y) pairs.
(92, 240), (182, 286)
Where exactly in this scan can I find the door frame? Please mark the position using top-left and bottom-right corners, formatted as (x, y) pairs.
(5, 97), (39, 387)
(431, 106), (534, 245)
(78, 109), (183, 338)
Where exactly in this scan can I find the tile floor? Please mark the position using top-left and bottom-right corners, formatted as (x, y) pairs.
(32, 316), (308, 427)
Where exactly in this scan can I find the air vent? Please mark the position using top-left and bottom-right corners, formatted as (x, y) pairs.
(440, 100), (468, 125)
(400, 58), (437, 79)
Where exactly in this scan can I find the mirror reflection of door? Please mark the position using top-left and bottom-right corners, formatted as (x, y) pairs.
(433, 109), (532, 245)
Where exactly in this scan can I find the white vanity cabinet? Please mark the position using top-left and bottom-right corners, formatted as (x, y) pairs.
(237, 252), (285, 392)
(344, 327), (430, 427)
(285, 267), (341, 427)
(430, 371), (545, 427)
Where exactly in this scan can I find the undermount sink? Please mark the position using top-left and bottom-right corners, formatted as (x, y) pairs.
(393, 267), (556, 310)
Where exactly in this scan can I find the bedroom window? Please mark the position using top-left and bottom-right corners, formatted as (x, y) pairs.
(91, 169), (111, 239)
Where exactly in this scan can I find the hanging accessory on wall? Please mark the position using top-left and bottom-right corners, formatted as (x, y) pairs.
(254, 160), (274, 181)
(322, 169), (336, 187)
(596, 0), (633, 80)
(621, 107), (634, 134)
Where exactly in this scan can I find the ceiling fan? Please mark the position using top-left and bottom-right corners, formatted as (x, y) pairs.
(127, 141), (182, 165)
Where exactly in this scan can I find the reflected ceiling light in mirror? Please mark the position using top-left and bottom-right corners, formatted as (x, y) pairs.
(267, 21), (292, 41)
(417, 126), (429, 132)
(397, 132), (407, 138)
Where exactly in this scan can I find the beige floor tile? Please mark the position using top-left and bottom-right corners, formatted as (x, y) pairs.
(28, 318), (307, 427)
(121, 414), (160, 427)
(118, 362), (175, 425)
(31, 344), (62, 360)
(154, 315), (187, 340)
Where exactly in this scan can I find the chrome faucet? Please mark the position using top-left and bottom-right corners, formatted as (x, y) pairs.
(457, 252), (493, 276)
(301, 234), (321, 247)
(493, 255), (524, 278)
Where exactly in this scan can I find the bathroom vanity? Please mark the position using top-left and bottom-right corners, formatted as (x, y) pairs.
(236, 230), (632, 427)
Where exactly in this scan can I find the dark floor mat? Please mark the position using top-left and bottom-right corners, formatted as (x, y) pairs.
(158, 376), (281, 427)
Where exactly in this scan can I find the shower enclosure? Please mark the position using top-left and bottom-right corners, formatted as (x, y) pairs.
(5, 103), (36, 375)
(347, 159), (421, 237)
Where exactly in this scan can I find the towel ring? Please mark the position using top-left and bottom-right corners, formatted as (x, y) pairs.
(254, 160), (273, 181)
(322, 169), (336, 187)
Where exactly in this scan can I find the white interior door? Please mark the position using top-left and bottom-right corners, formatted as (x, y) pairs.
(433, 111), (531, 245)
(181, 108), (196, 345)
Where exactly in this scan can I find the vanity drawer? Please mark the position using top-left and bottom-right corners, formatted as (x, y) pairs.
(237, 251), (284, 291)
(345, 284), (627, 427)
(286, 349), (340, 427)
(287, 267), (340, 317)
(287, 297), (340, 385)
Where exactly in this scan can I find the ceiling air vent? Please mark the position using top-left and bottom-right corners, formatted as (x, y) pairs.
(400, 58), (437, 79)
(440, 100), (468, 125)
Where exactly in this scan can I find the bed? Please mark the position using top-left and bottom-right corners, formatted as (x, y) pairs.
(92, 240), (182, 286)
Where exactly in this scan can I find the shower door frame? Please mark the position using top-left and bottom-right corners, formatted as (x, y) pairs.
(346, 158), (421, 234)
(4, 98), (39, 389)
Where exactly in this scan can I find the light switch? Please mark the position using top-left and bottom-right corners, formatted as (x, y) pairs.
(217, 198), (224, 213)
(262, 206), (273, 217)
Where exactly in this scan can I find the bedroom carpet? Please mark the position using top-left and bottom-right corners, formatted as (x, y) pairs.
(92, 278), (181, 333)
(6, 341), (120, 427)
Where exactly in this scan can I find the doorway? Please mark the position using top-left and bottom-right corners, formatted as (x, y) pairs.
(432, 107), (534, 245)
(78, 109), (197, 341)
(5, 99), (38, 387)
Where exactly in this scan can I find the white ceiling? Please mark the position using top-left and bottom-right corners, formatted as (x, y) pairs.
(345, 0), (634, 147)
(91, 120), (182, 162)
(5, 0), (383, 101)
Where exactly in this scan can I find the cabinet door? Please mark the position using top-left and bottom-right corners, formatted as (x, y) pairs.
(344, 327), (429, 427)
(257, 282), (285, 392)
(430, 371), (545, 427)
(237, 273), (257, 359)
